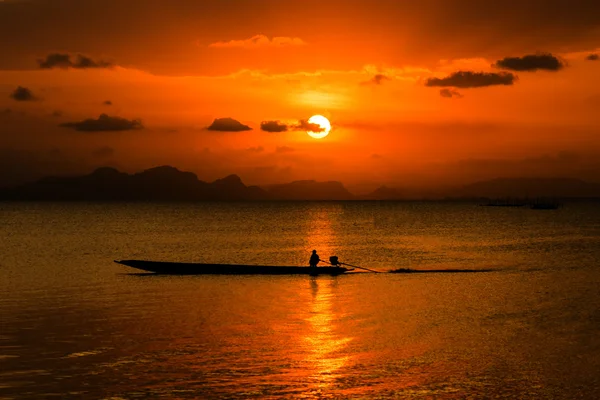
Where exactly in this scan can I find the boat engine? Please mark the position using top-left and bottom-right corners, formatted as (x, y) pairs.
(329, 256), (340, 267)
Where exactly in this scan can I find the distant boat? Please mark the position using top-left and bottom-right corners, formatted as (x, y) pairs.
(481, 202), (527, 207)
(529, 198), (561, 210)
(115, 260), (353, 275)
(530, 203), (560, 210)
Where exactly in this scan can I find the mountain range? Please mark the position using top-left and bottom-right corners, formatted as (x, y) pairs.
(1, 165), (599, 201)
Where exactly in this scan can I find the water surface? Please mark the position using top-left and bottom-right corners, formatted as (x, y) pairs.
(1, 201), (600, 398)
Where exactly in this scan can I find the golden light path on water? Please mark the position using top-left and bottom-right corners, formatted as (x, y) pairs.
(304, 279), (352, 391)
(302, 208), (353, 393)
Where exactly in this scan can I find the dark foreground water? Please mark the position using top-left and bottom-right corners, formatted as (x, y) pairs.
(1, 201), (600, 399)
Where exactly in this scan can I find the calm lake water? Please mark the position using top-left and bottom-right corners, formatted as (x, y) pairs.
(1, 201), (600, 399)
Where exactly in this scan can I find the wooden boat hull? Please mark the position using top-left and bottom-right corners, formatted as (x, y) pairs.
(115, 260), (351, 275)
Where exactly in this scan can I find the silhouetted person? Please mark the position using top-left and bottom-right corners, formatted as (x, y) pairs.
(309, 250), (320, 274)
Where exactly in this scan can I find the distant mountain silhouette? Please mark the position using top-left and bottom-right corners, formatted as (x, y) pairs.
(0, 166), (269, 201)
(1, 168), (599, 201)
(452, 177), (600, 198)
(265, 180), (354, 200)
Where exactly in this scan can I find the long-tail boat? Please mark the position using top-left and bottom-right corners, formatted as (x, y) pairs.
(114, 259), (353, 275)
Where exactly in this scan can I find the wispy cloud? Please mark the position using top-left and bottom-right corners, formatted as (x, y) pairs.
(209, 34), (306, 49)
(276, 146), (295, 153)
(60, 114), (143, 132)
(361, 73), (391, 85)
(38, 53), (113, 69)
(439, 88), (463, 98)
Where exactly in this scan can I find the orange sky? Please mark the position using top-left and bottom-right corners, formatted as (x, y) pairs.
(1, 0), (600, 190)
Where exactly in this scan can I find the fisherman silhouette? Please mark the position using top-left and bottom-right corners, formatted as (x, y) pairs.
(309, 250), (320, 274)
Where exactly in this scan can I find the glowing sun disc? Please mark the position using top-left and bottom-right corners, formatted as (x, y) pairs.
(307, 115), (331, 139)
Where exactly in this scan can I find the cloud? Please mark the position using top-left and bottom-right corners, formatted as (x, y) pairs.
(10, 86), (37, 101)
(260, 119), (326, 133)
(207, 117), (251, 132)
(440, 88), (463, 98)
(276, 146), (295, 153)
(92, 146), (115, 158)
(425, 71), (516, 88)
(209, 34), (306, 48)
(586, 53), (599, 61)
(296, 119), (326, 132)
(246, 146), (264, 153)
(260, 120), (288, 132)
(103, 100), (113, 106)
(38, 53), (113, 69)
(59, 114), (143, 132)
(494, 53), (565, 72)
(361, 73), (391, 85)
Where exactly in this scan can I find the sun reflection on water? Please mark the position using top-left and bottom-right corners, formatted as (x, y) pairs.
(302, 278), (353, 393)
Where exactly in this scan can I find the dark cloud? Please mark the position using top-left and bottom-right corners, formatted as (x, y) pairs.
(494, 53), (564, 71)
(362, 74), (391, 85)
(38, 53), (71, 69)
(38, 53), (113, 69)
(92, 146), (115, 158)
(103, 100), (113, 106)
(296, 119), (325, 132)
(59, 114), (143, 132)
(260, 120), (288, 132)
(440, 88), (463, 98)
(260, 119), (326, 133)
(425, 71), (516, 88)
(207, 117), (251, 132)
(10, 86), (37, 101)
(586, 53), (599, 61)
(276, 146), (295, 153)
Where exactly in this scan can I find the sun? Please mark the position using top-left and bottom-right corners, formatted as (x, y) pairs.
(307, 115), (331, 139)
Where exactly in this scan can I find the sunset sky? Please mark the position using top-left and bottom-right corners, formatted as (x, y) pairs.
(1, 0), (599, 191)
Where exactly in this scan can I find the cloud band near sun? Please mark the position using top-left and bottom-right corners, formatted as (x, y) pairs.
(260, 119), (325, 133)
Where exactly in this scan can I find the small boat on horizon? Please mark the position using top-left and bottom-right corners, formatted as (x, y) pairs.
(529, 198), (561, 210)
(115, 259), (354, 275)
